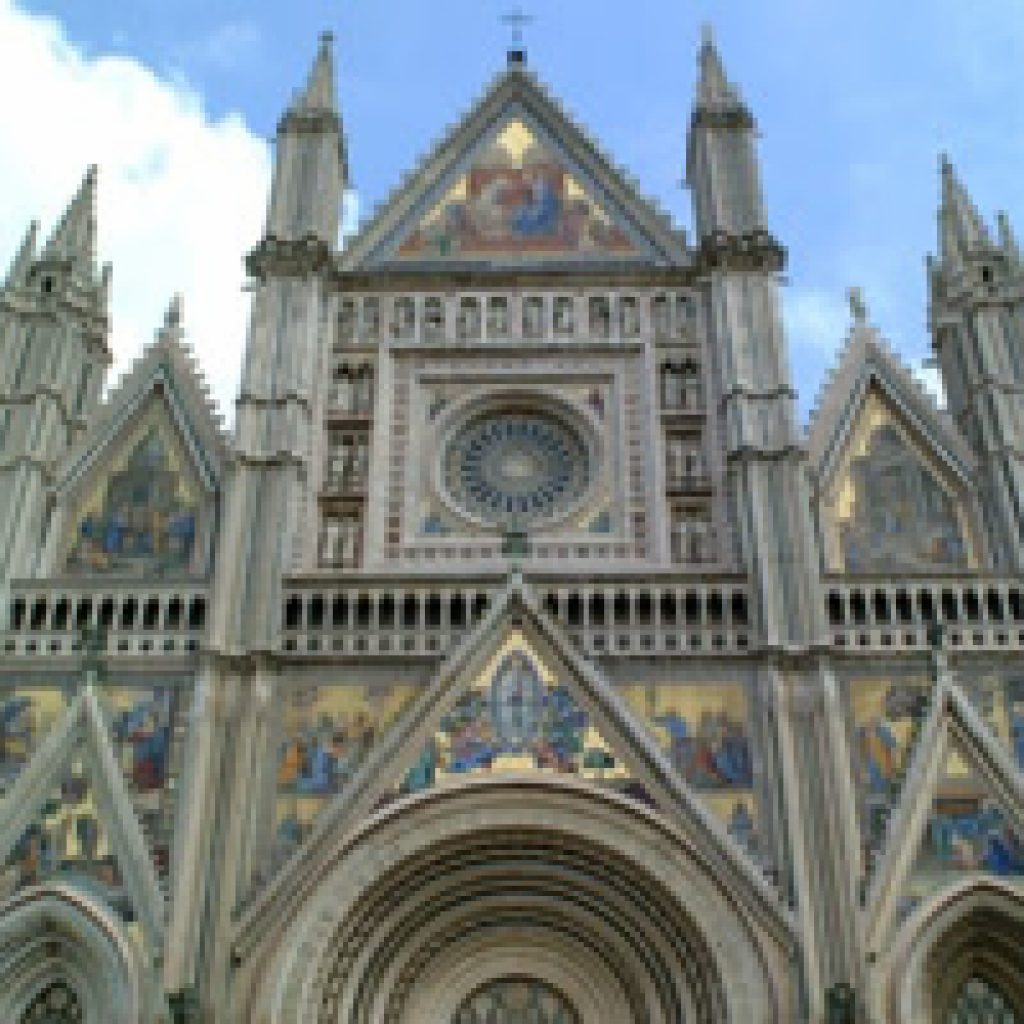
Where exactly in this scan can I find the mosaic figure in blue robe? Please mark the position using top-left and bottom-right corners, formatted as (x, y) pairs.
(69, 428), (198, 576)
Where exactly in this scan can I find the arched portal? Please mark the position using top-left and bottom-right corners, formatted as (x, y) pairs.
(0, 884), (144, 1024)
(239, 777), (794, 1023)
(877, 878), (1024, 1022)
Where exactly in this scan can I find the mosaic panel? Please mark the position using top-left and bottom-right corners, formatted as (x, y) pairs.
(621, 682), (758, 857)
(824, 395), (973, 573)
(959, 672), (1024, 771)
(274, 683), (418, 863)
(899, 746), (1024, 923)
(848, 677), (932, 877)
(397, 119), (638, 262)
(453, 978), (580, 1024)
(65, 407), (202, 578)
(102, 685), (191, 879)
(1, 755), (133, 919)
(400, 637), (647, 802)
(0, 688), (67, 796)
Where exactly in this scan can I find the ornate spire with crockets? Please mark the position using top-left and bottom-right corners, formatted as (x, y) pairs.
(1, 219), (38, 292)
(696, 23), (744, 110)
(41, 164), (99, 279)
(292, 30), (337, 114)
(938, 154), (993, 267)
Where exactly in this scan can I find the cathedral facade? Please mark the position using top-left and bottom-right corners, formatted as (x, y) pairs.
(1, 28), (1023, 1024)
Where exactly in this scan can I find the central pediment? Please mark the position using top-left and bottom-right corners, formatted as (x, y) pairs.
(340, 67), (688, 271)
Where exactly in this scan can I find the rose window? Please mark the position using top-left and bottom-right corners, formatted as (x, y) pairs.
(443, 411), (590, 528)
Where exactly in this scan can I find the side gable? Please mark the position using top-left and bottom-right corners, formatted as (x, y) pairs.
(807, 319), (984, 572)
(48, 299), (230, 579)
(340, 66), (689, 271)
(864, 674), (1024, 952)
(808, 321), (974, 491)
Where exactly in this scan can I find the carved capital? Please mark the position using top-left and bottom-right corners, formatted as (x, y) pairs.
(697, 229), (786, 273)
(247, 235), (332, 279)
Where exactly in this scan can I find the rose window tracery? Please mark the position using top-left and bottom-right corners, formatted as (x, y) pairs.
(443, 410), (590, 528)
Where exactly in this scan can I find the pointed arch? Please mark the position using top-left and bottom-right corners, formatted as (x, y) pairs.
(865, 677), (1024, 953)
(236, 577), (793, 969)
(236, 778), (797, 1023)
(875, 877), (1024, 1023)
(0, 883), (146, 1024)
(0, 686), (166, 949)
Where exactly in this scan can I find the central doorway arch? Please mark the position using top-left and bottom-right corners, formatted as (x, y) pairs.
(241, 777), (794, 1022)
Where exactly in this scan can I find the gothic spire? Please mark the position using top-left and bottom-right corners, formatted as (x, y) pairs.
(938, 154), (992, 264)
(997, 211), (1020, 269)
(696, 24), (743, 110)
(41, 165), (98, 277)
(292, 30), (337, 114)
(2, 219), (38, 292)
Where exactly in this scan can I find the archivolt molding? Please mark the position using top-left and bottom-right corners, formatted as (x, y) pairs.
(237, 777), (793, 1024)
(235, 576), (793, 966)
(873, 877), (1024, 1024)
(864, 673), (1024, 953)
(0, 883), (146, 1024)
(0, 685), (166, 950)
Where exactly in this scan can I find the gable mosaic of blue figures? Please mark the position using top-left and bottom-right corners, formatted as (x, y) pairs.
(840, 424), (968, 572)
(67, 426), (198, 577)
(400, 648), (637, 796)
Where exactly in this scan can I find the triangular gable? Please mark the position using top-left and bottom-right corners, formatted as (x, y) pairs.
(864, 677), (1024, 951)
(341, 68), (688, 270)
(58, 322), (228, 501)
(391, 631), (647, 800)
(235, 574), (792, 959)
(0, 685), (166, 950)
(808, 324), (982, 573)
(808, 323), (975, 491)
(51, 314), (229, 579)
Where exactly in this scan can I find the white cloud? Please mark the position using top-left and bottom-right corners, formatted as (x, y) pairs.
(0, 1), (271, 424)
(783, 288), (849, 356)
(915, 361), (947, 408)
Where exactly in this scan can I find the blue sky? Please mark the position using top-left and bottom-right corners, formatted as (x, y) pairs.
(5, 0), (1024, 418)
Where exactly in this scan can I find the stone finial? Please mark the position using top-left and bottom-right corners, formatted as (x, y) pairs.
(164, 293), (184, 330)
(847, 286), (868, 327)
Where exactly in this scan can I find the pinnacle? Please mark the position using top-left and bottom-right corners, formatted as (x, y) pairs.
(3, 219), (39, 291)
(292, 30), (337, 114)
(938, 153), (992, 259)
(164, 292), (184, 331)
(42, 164), (98, 277)
(696, 24), (743, 109)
